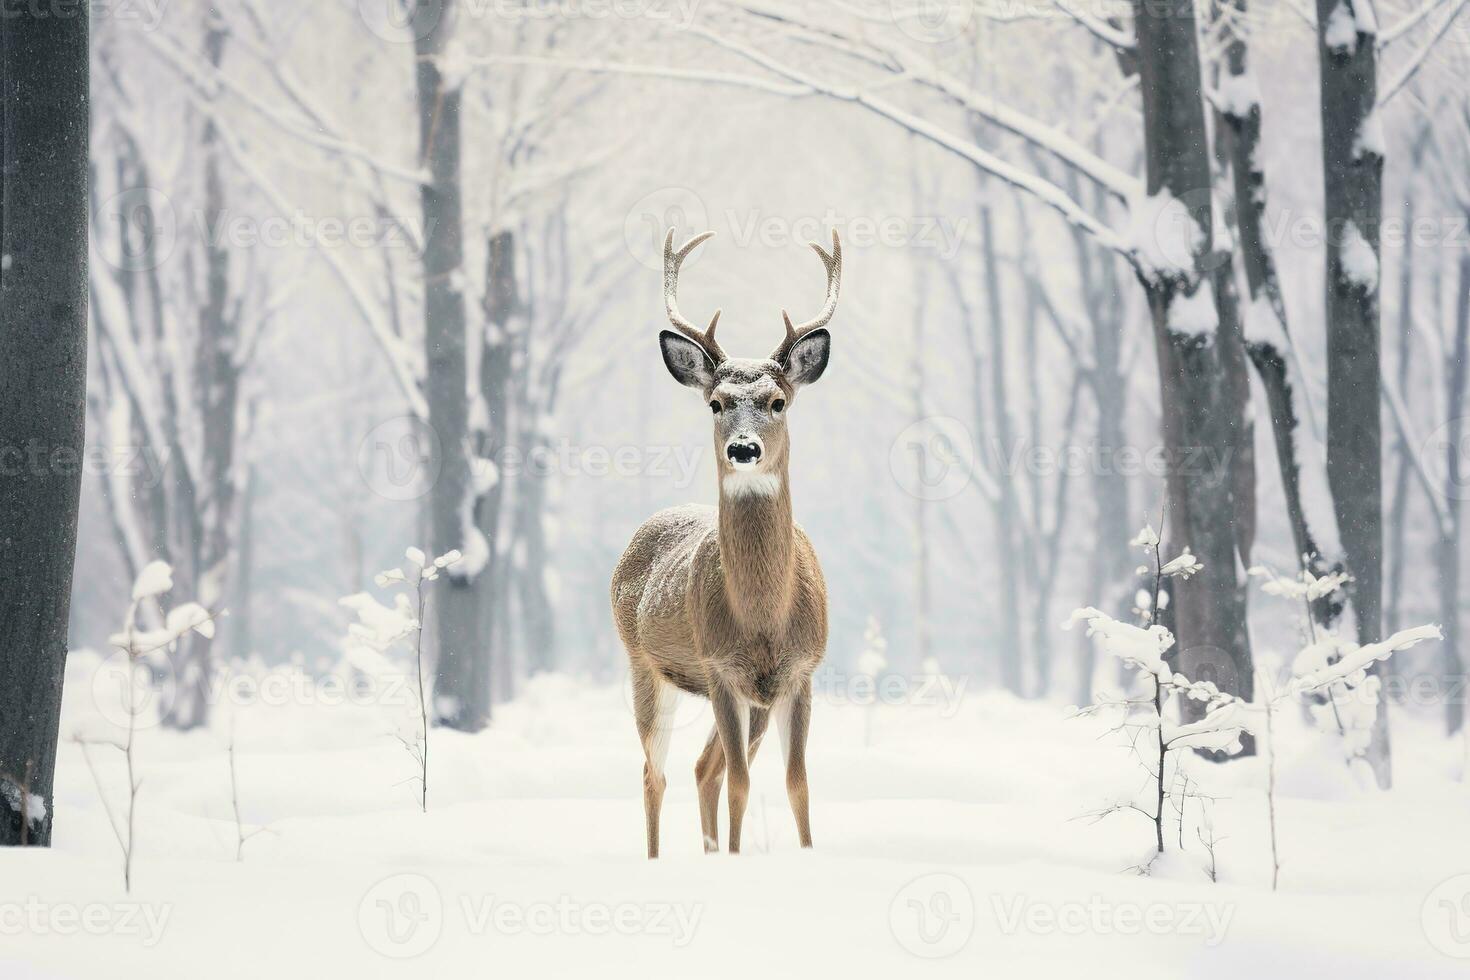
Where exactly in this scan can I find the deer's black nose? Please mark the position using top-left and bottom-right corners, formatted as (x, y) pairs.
(726, 441), (762, 466)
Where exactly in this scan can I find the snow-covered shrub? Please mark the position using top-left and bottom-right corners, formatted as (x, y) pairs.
(341, 546), (460, 812)
(1068, 538), (1442, 885)
(1066, 523), (1247, 871)
(1249, 563), (1441, 777)
(78, 560), (218, 892)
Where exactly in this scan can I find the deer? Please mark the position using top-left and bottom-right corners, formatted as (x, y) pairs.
(610, 228), (840, 858)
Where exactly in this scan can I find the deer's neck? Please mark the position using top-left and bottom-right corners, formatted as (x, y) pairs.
(716, 466), (796, 629)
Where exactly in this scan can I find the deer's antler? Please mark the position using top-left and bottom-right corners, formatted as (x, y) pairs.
(664, 229), (726, 364)
(772, 230), (841, 364)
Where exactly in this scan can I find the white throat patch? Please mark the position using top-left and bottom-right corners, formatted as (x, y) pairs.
(721, 471), (782, 499)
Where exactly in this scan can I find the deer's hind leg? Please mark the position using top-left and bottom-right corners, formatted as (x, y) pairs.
(694, 726), (724, 853)
(633, 665), (679, 859)
(695, 705), (767, 853)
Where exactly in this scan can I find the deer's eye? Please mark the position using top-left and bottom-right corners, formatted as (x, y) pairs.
(772, 398), (786, 414)
(710, 400), (722, 414)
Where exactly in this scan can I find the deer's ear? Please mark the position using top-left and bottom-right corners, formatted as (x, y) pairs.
(659, 330), (716, 390)
(782, 328), (830, 388)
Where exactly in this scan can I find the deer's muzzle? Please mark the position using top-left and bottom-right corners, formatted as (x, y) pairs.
(725, 437), (763, 468)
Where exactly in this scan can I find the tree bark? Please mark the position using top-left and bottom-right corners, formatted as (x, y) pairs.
(475, 230), (517, 682)
(418, 0), (488, 731)
(978, 203), (1025, 695)
(1316, 0), (1390, 785)
(166, 16), (239, 730)
(1133, 0), (1255, 707)
(0, 2), (89, 847)
(1440, 255), (1469, 735)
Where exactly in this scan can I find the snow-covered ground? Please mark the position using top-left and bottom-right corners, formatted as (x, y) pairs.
(6, 652), (1470, 979)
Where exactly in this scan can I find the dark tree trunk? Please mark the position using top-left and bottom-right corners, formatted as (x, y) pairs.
(0, 3), (89, 847)
(1316, 0), (1389, 785)
(1440, 256), (1469, 735)
(978, 204), (1024, 695)
(418, 0), (488, 731)
(1213, 6), (1347, 623)
(1133, 0), (1255, 707)
(230, 456), (257, 660)
(1066, 170), (1132, 706)
(476, 230), (517, 683)
(166, 17), (238, 730)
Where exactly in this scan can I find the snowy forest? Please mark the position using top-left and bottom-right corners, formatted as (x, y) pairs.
(4, 0), (1470, 976)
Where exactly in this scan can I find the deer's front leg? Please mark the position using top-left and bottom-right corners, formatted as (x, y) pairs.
(709, 678), (750, 854)
(776, 678), (814, 848)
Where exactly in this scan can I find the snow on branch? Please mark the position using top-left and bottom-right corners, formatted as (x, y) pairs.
(142, 28), (428, 186)
(1053, 0), (1136, 50)
(684, 23), (1134, 257)
(1247, 564), (1350, 602)
(1063, 607), (1175, 681)
(727, 0), (1141, 200)
(1379, 0), (1464, 46)
(1377, 0), (1470, 105)
(1291, 624), (1443, 694)
(182, 87), (429, 419)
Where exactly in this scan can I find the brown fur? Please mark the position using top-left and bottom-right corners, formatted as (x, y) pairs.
(610, 362), (827, 857)
(612, 229), (838, 858)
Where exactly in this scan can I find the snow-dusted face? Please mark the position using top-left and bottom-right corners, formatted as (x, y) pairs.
(708, 360), (789, 475)
(658, 330), (831, 483)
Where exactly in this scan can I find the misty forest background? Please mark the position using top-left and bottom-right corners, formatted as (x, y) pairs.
(54, 0), (1470, 769)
